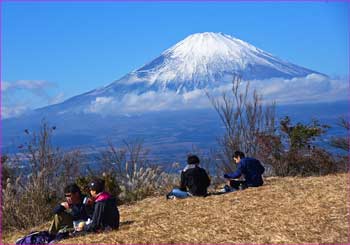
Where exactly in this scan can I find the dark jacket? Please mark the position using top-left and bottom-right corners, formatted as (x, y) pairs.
(224, 157), (265, 187)
(85, 192), (120, 232)
(180, 165), (210, 196)
(53, 195), (92, 221)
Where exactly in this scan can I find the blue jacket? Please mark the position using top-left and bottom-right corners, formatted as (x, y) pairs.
(224, 157), (265, 187)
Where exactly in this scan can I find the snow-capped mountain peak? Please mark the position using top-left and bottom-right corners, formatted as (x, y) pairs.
(114, 32), (320, 91)
(37, 32), (326, 115)
(164, 32), (260, 63)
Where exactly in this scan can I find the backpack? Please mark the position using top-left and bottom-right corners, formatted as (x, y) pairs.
(15, 231), (54, 245)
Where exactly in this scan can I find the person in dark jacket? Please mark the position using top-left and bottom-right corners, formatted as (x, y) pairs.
(223, 151), (265, 192)
(167, 155), (211, 199)
(48, 184), (93, 235)
(81, 178), (120, 232)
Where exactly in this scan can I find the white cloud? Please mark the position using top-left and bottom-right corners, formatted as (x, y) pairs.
(1, 80), (62, 118)
(2, 80), (56, 95)
(3, 74), (346, 118)
(85, 90), (212, 115)
(84, 73), (348, 116)
(1, 104), (29, 119)
(250, 74), (348, 104)
(86, 97), (118, 114)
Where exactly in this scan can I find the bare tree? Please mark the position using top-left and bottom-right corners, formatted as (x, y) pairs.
(207, 75), (276, 173)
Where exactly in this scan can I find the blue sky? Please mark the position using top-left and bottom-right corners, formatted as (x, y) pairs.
(1, 1), (349, 117)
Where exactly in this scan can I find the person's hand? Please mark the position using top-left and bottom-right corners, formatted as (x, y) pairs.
(60, 202), (69, 209)
(75, 226), (83, 232)
(86, 197), (94, 205)
(75, 222), (85, 231)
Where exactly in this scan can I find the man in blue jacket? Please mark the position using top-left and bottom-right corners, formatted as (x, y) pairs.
(223, 151), (265, 191)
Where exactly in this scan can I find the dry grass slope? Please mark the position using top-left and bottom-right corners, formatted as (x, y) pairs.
(3, 174), (349, 244)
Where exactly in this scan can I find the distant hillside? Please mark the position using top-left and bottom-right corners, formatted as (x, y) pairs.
(3, 100), (348, 165)
(3, 174), (349, 244)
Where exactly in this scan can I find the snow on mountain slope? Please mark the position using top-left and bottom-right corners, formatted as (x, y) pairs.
(35, 32), (329, 115)
(135, 32), (316, 84)
(101, 32), (320, 95)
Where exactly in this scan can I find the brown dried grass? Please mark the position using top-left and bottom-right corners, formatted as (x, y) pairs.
(3, 173), (349, 244)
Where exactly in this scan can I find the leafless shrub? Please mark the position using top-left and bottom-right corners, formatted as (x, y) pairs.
(1, 155), (14, 189)
(92, 140), (178, 203)
(2, 122), (81, 231)
(207, 75), (277, 174)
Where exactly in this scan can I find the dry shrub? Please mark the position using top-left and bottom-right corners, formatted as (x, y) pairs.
(2, 122), (81, 231)
(1, 155), (14, 189)
(79, 140), (179, 204)
(270, 149), (337, 177)
(208, 75), (276, 174)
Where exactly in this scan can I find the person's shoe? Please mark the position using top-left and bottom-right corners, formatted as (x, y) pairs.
(167, 194), (176, 200)
(219, 185), (229, 193)
(224, 185), (233, 192)
(220, 185), (238, 193)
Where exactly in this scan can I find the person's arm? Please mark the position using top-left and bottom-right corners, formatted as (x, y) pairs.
(204, 170), (211, 188)
(84, 202), (103, 232)
(53, 202), (68, 214)
(71, 204), (86, 220)
(258, 161), (265, 174)
(179, 171), (187, 191)
(224, 162), (243, 179)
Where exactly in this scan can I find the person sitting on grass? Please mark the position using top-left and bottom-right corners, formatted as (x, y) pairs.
(167, 155), (211, 199)
(223, 150), (265, 192)
(49, 183), (93, 235)
(76, 178), (120, 232)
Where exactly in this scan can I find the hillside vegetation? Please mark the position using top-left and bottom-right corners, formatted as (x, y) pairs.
(3, 173), (349, 244)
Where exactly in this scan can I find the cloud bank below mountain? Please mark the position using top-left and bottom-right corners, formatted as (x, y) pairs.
(83, 74), (347, 116)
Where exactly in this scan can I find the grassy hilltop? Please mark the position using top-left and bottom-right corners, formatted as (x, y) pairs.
(3, 173), (349, 244)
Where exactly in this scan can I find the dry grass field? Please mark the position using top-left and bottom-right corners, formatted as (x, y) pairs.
(3, 173), (349, 244)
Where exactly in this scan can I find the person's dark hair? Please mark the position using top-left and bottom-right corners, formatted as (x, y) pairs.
(233, 151), (245, 159)
(88, 178), (105, 194)
(64, 183), (81, 195)
(187, 155), (200, 165)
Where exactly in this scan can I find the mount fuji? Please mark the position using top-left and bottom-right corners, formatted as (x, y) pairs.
(36, 32), (324, 116)
(5, 32), (346, 163)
